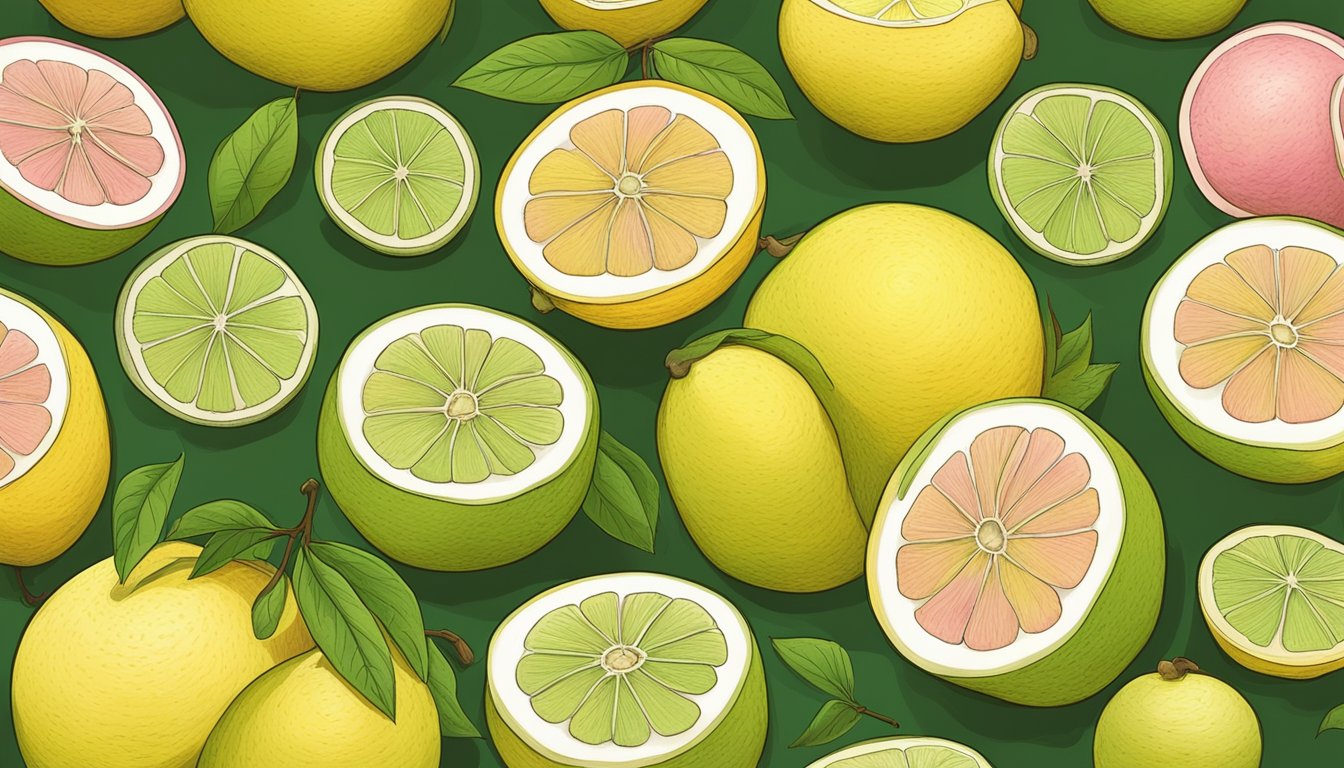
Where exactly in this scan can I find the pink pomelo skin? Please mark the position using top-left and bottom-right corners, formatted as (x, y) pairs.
(1181, 22), (1344, 228)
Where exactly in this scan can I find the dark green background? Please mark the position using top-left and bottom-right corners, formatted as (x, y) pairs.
(2, 1), (1341, 765)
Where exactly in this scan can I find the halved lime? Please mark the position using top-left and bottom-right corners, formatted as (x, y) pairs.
(1199, 524), (1344, 679)
(316, 96), (479, 257)
(989, 83), (1172, 266)
(806, 736), (993, 768)
(116, 235), (318, 427)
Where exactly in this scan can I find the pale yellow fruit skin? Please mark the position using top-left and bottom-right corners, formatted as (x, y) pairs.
(657, 345), (868, 592)
(1088, 0), (1247, 40)
(538, 0), (710, 47)
(183, 0), (450, 91)
(780, 0), (1024, 143)
(0, 301), (110, 568)
(745, 203), (1043, 518)
(12, 543), (313, 768)
(38, 0), (184, 37)
(198, 645), (438, 768)
(1094, 670), (1262, 768)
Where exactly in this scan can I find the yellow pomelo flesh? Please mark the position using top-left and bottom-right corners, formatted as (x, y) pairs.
(745, 203), (1044, 519)
(658, 345), (868, 592)
(779, 0), (1025, 142)
(199, 645), (438, 768)
(0, 313), (110, 568)
(38, 0), (184, 38)
(538, 0), (710, 47)
(12, 543), (313, 768)
(183, 0), (449, 91)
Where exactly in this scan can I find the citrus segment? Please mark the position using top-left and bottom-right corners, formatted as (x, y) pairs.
(806, 737), (993, 768)
(0, 294), (66, 491)
(829, 0), (969, 22)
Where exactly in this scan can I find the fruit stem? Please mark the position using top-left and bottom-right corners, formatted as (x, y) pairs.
(13, 567), (48, 608)
(258, 479), (322, 599)
(854, 705), (901, 729)
(758, 231), (806, 258)
(426, 628), (475, 666)
(1158, 657), (1202, 681)
(1022, 22), (1038, 60)
(529, 285), (556, 314)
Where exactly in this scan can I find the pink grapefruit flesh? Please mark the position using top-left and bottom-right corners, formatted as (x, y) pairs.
(0, 321), (53, 482)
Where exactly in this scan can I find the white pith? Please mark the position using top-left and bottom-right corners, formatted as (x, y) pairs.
(318, 97), (477, 251)
(808, 0), (998, 26)
(0, 291), (69, 491)
(0, 37), (183, 230)
(806, 736), (991, 768)
(488, 573), (752, 768)
(336, 305), (589, 504)
(992, 85), (1168, 265)
(1144, 218), (1344, 450)
(498, 84), (761, 303)
(869, 401), (1124, 677)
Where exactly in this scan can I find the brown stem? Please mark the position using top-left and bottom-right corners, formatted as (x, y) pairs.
(1022, 22), (1038, 60)
(293, 85), (301, 102)
(14, 567), (48, 607)
(758, 232), (807, 258)
(1158, 657), (1202, 681)
(642, 43), (651, 79)
(853, 705), (900, 729)
(258, 479), (322, 599)
(427, 629), (475, 666)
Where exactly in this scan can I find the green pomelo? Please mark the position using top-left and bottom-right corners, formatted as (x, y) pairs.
(0, 188), (163, 266)
(1087, 0), (1247, 40)
(806, 736), (994, 768)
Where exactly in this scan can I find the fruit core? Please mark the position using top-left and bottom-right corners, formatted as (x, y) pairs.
(0, 322), (53, 483)
(602, 645), (645, 672)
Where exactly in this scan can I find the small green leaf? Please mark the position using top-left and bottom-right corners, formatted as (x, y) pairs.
(438, 0), (456, 44)
(1322, 704), (1344, 735)
(292, 546), (397, 720)
(789, 699), (861, 748)
(168, 499), (278, 540)
(308, 541), (430, 682)
(651, 38), (792, 119)
(452, 31), (627, 104)
(582, 431), (660, 553)
(427, 639), (481, 738)
(252, 574), (288, 640)
(1042, 306), (1118, 411)
(112, 455), (186, 583)
(190, 528), (280, 579)
(771, 637), (856, 703)
(208, 96), (299, 234)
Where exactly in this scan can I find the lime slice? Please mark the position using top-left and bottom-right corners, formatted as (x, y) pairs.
(1199, 524), (1344, 679)
(806, 736), (993, 768)
(316, 96), (479, 257)
(989, 83), (1173, 265)
(116, 235), (318, 427)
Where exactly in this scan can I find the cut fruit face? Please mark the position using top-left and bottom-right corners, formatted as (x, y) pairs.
(814, 0), (993, 25)
(317, 96), (479, 257)
(0, 291), (67, 490)
(335, 305), (591, 503)
(116, 235), (317, 427)
(1200, 525), (1344, 676)
(0, 36), (183, 230)
(990, 84), (1171, 265)
(489, 573), (753, 767)
(806, 736), (993, 768)
(498, 81), (763, 304)
(870, 400), (1124, 677)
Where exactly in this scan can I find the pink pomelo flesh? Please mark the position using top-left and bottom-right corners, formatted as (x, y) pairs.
(1181, 23), (1344, 228)
(0, 322), (52, 481)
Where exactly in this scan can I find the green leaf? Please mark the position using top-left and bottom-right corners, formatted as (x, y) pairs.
(208, 96), (299, 234)
(582, 431), (660, 553)
(168, 499), (278, 540)
(427, 639), (481, 738)
(1042, 306), (1118, 411)
(1322, 704), (1344, 735)
(252, 574), (288, 640)
(771, 637), (856, 703)
(190, 528), (280, 579)
(438, 0), (456, 44)
(651, 38), (792, 119)
(112, 455), (186, 583)
(292, 546), (397, 720)
(308, 541), (430, 682)
(452, 31), (627, 104)
(789, 699), (861, 748)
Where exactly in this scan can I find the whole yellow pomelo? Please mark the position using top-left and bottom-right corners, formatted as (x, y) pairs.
(1088, 0), (1247, 40)
(38, 0), (184, 38)
(198, 645), (438, 768)
(779, 0), (1027, 142)
(183, 0), (451, 91)
(538, 0), (710, 47)
(12, 543), (313, 768)
(744, 203), (1044, 518)
(657, 344), (868, 592)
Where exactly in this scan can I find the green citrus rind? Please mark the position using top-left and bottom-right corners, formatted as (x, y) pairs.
(805, 736), (993, 768)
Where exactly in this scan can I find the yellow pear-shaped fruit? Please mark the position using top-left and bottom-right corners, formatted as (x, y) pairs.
(198, 645), (439, 767)
(657, 344), (869, 592)
(12, 542), (312, 768)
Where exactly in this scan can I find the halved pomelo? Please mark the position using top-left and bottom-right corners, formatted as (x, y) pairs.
(989, 83), (1172, 265)
(1199, 524), (1344, 679)
(486, 572), (767, 768)
(868, 398), (1164, 706)
(0, 36), (184, 265)
(1142, 217), (1344, 483)
(806, 736), (993, 768)
(317, 304), (599, 571)
(496, 80), (765, 329)
(0, 286), (109, 566)
(115, 235), (318, 427)
(316, 96), (479, 257)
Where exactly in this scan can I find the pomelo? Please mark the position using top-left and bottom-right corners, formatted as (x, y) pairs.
(538, 0), (710, 47)
(1088, 0), (1246, 40)
(38, 0), (185, 38)
(807, 736), (994, 768)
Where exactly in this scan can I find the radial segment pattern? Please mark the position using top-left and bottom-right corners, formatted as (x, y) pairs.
(829, 746), (982, 768)
(0, 323), (52, 483)
(516, 591), (728, 747)
(1211, 533), (1344, 654)
(896, 426), (1100, 651)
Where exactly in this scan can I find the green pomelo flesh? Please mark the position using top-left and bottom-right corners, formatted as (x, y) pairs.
(829, 748), (979, 768)
(0, 186), (162, 266)
(1212, 534), (1344, 653)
